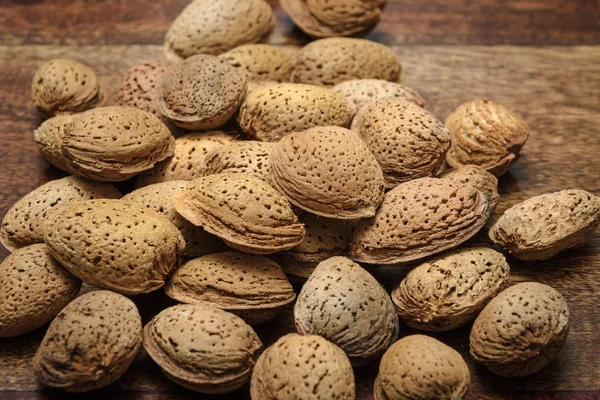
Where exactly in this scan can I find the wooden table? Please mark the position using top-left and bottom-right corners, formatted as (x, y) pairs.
(0, 1), (599, 399)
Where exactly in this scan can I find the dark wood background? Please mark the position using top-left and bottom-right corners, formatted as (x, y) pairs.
(0, 1), (599, 399)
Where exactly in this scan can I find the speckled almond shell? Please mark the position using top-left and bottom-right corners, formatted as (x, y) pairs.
(350, 177), (492, 265)
(251, 333), (355, 400)
(374, 335), (470, 400)
(32, 58), (105, 117)
(445, 99), (530, 176)
(218, 44), (295, 82)
(123, 181), (226, 257)
(33, 290), (142, 392)
(489, 189), (600, 261)
(202, 141), (274, 183)
(269, 126), (385, 219)
(0, 244), (81, 338)
(135, 130), (236, 188)
(439, 165), (500, 207)
(332, 79), (424, 110)
(391, 247), (510, 332)
(164, 0), (275, 61)
(294, 256), (399, 365)
(60, 106), (175, 182)
(33, 115), (76, 173)
(281, 0), (385, 38)
(143, 304), (262, 393)
(237, 83), (356, 142)
(172, 173), (305, 254)
(351, 98), (450, 188)
(470, 282), (570, 377)
(0, 176), (121, 252)
(165, 251), (295, 325)
(292, 38), (401, 86)
(43, 199), (185, 295)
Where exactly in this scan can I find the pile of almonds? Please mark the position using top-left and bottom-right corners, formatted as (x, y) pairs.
(1, 0), (599, 398)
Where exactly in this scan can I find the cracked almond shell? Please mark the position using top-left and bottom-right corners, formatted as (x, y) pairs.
(43, 199), (185, 295)
(269, 126), (385, 219)
(33, 115), (76, 173)
(391, 247), (510, 332)
(172, 173), (305, 254)
(439, 165), (500, 207)
(332, 79), (424, 110)
(218, 44), (295, 82)
(470, 282), (570, 377)
(251, 333), (355, 400)
(34, 290), (142, 392)
(489, 189), (600, 261)
(350, 177), (492, 265)
(202, 141), (275, 183)
(294, 256), (399, 365)
(143, 303), (262, 393)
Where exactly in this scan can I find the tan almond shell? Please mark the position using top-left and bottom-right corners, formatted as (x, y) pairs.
(439, 165), (500, 207)
(60, 106), (175, 182)
(0, 244), (81, 338)
(269, 126), (385, 219)
(291, 38), (402, 87)
(237, 83), (356, 142)
(164, 0), (275, 62)
(218, 44), (295, 82)
(43, 199), (185, 295)
(33, 290), (142, 392)
(375, 335), (470, 400)
(143, 303), (262, 393)
(391, 247), (510, 332)
(489, 189), (600, 261)
(294, 256), (399, 365)
(333, 78), (425, 110)
(0, 176), (121, 252)
(31, 58), (105, 117)
(251, 333), (355, 400)
(445, 99), (530, 176)
(350, 177), (492, 265)
(33, 115), (77, 173)
(122, 181), (226, 257)
(172, 173), (305, 255)
(158, 55), (247, 130)
(165, 251), (295, 324)
(280, 0), (385, 38)
(470, 282), (570, 377)
(135, 130), (237, 187)
(351, 98), (451, 188)
(202, 141), (275, 183)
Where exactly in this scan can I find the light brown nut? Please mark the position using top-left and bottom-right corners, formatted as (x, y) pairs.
(251, 333), (355, 400)
(269, 126), (385, 219)
(135, 130), (236, 187)
(294, 256), (398, 365)
(292, 38), (401, 86)
(0, 244), (81, 338)
(490, 189), (600, 261)
(165, 251), (295, 324)
(391, 247), (510, 332)
(218, 44), (295, 82)
(164, 0), (275, 61)
(60, 106), (175, 182)
(202, 141), (274, 183)
(32, 58), (105, 117)
(470, 282), (569, 377)
(34, 290), (142, 392)
(375, 335), (470, 400)
(237, 83), (355, 142)
(439, 165), (500, 207)
(0, 176), (121, 252)
(445, 99), (530, 176)
(43, 199), (185, 295)
(333, 79), (424, 110)
(173, 173), (305, 254)
(123, 181), (226, 257)
(350, 177), (492, 265)
(281, 0), (385, 38)
(351, 99), (450, 188)
(143, 303), (262, 393)
(158, 55), (247, 130)
(33, 115), (76, 173)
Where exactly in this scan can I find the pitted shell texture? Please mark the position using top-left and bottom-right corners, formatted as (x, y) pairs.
(439, 165), (500, 207)
(218, 44), (295, 82)
(33, 115), (76, 173)
(202, 141), (275, 182)
(332, 79), (424, 109)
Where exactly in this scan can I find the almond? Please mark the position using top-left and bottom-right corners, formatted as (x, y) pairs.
(439, 165), (500, 207)
(202, 140), (275, 182)
(218, 44), (295, 82)
(333, 78), (424, 110)
(33, 115), (76, 173)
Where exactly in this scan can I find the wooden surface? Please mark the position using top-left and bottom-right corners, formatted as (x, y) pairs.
(0, 1), (599, 399)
